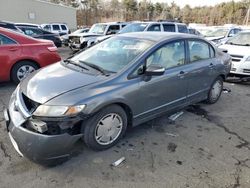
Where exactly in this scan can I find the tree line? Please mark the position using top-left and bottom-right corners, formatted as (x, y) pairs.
(48, 0), (250, 26)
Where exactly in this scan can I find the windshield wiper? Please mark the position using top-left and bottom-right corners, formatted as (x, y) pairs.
(63, 59), (89, 71)
(79, 60), (110, 76)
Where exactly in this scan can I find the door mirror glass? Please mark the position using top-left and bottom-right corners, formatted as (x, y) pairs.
(145, 64), (165, 76)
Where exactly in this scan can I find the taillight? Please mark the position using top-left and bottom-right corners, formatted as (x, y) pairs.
(47, 46), (57, 52)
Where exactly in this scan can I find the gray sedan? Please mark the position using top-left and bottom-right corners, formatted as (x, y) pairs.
(4, 32), (231, 164)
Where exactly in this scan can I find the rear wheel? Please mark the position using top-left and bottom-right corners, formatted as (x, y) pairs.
(206, 77), (223, 104)
(82, 105), (127, 150)
(11, 61), (39, 84)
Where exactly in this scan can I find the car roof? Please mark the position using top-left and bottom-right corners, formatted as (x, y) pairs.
(117, 32), (194, 42)
(128, 21), (186, 25)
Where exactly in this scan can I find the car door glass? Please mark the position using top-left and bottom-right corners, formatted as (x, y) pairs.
(52, 25), (60, 31)
(61, 25), (67, 30)
(147, 24), (161, 32)
(107, 25), (120, 35)
(177, 25), (188, 33)
(163, 24), (175, 32)
(146, 41), (185, 69)
(0, 34), (16, 45)
(188, 40), (210, 62)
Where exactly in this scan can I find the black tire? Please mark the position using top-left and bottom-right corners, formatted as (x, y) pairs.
(206, 76), (223, 104)
(11, 61), (39, 84)
(82, 105), (128, 151)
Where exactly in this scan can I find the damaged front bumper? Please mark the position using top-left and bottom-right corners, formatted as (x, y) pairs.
(4, 96), (83, 165)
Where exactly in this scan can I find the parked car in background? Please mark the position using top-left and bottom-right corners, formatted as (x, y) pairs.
(0, 21), (23, 33)
(188, 27), (203, 36)
(119, 21), (189, 34)
(204, 26), (242, 45)
(0, 27), (61, 84)
(5, 32), (231, 164)
(219, 31), (250, 78)
(61, 28), (89, 46)
(68, 22), (127, 50)
(15, 23), (40, 28)
(96, 21), (189, 44)
(18, 26), (62, 47)
(41, 23), (70, 36)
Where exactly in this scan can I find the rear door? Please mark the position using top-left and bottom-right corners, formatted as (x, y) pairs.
(0, 34), (20, 81)
(133, 40), (189, 121)
(185, 39), (217, 102)
(147, 24), (161, 32)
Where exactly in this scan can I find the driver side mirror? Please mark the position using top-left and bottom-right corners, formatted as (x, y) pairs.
(145, 64), (165, 76)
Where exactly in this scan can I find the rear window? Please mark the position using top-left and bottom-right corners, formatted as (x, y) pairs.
(52, 25), (60, 30)
(163, 24), (175, 32)
(177, 25), (188, 33)
(61, 25), (67, 30)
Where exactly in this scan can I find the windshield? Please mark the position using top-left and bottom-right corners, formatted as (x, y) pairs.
(71, 37), (153, 73)
(226, 32), (250, 46)
(119, 23), (148, 34)
(205, 28), (228, 37)
(89, 24), (107, 34)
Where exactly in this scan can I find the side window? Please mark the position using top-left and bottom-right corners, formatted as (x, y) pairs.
(228, 29), (234, 36)
(188, 40), (210, 62)
(163, 24), (175, 32)
(107, 25), (120, 35)
(52, 25), (60, 31)
(146, 41), (185, 69)
(0, 34), (16, 45)
(24, 28), (42, 36)
(61, 25), (67, 30)
(147, 24), (161, 32)
(43, 25), (51, 31)
(177, 25), (188, 33)
(122, 24), (127, 28)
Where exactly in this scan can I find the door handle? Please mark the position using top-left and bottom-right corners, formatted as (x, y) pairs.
(209, 63), (214, 68)
(178, 71), (186, 77)
(8, 47), (18, 51)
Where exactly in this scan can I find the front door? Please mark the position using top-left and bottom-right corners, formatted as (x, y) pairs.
(133, 40), (189, 122)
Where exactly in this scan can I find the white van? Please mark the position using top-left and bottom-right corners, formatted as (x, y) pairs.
(41, 23), (70, 36)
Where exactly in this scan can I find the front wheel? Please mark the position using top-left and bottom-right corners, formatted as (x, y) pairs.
(206, 77), (223, 104)
(82, 105), (127, 150)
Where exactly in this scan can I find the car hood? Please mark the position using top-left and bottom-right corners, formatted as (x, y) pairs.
(20, 62), (102, 104)
(205, 36), (224, 41)
(219, 44), (250, 56)
(69, 33), (103, 37)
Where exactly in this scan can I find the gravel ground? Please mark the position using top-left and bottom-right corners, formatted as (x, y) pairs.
(0, 47), (250, 188)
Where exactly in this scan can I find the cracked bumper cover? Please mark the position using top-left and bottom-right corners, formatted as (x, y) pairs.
(5, 100), (83, 164)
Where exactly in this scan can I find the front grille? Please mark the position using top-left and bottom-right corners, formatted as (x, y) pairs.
(243, 69), (250, 73)
(22, 93), (40, 113)
(230, 54), (244, 62)
(69, 36), (80, 44)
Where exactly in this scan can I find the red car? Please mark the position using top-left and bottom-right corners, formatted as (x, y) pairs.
(0, 27), (61, 83)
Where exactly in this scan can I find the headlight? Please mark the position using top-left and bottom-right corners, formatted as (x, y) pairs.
(245, 56), (250, 62)
(33, 104), (86, 117)
(80, 37), (87, 43)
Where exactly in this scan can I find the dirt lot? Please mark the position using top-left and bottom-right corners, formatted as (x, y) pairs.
(0, 47), (250, 188)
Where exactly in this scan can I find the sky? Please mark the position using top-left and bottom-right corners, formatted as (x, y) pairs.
(150, 0), (241, 8)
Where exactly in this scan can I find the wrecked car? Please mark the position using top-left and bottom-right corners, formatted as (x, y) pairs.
(4, 32), (231, 164)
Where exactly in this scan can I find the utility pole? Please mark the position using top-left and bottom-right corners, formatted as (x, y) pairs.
(243, 5), (250, 25)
